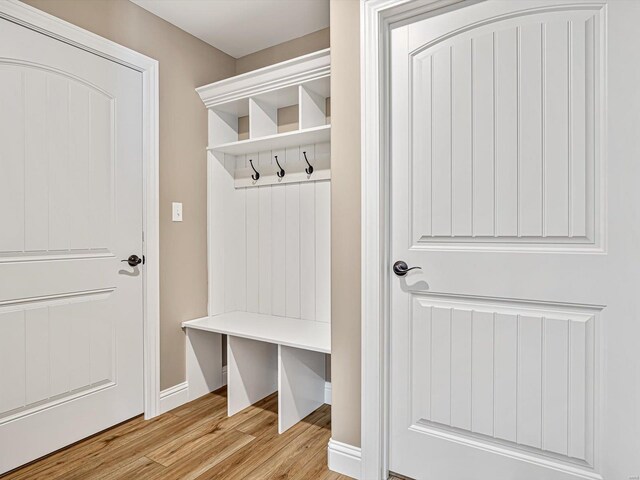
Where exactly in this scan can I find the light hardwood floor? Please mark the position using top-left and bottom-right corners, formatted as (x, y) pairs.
(1, 387), (352, 480)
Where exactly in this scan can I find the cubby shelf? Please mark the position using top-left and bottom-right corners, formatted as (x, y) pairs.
(207, 124), (330, 156)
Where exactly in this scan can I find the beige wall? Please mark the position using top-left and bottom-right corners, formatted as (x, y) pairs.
(330, 0), (361, 448)
(21, 0), (236, 390)
(236, 27), (330, 75)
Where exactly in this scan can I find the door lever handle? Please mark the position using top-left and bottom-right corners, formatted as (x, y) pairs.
(393, 260), (422, 277)
(121, 255), (142, 267)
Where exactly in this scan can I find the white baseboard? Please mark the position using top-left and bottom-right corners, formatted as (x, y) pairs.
(328, 438), (361, 479)
(159, 381), (189, 414)
(324, 381), (332, 405)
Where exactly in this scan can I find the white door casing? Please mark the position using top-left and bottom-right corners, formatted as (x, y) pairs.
(367, 0), (640, 479)
(0, 2), (159, 473)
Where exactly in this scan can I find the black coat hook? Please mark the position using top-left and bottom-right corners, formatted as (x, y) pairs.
(249, 159), (260, 181)
(303, 151), (313, 175)
(275, 155), (285, 178)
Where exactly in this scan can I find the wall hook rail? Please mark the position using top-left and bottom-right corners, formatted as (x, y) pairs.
(275, 155), (285, 178)
(249, 159), (260, 181)
(303, 151), (313, 175)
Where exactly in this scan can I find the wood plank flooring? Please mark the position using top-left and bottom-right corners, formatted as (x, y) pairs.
(1, 387), (351, 480)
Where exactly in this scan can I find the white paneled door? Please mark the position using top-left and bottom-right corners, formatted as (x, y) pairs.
(390, 1), (639, 479)
(0, 14), (143, 474)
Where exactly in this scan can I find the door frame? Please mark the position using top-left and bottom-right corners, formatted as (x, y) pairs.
(0, 0), (161, 419)
(361, 1), (480, 478)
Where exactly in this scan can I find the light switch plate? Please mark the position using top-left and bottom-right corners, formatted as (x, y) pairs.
(172, 202), (183, 222)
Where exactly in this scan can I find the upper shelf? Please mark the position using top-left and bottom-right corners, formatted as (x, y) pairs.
(196, 49), (330, 111)
(207, 124), (330, 155)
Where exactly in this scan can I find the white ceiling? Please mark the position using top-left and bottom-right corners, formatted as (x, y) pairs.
(131, 0), (329, 58)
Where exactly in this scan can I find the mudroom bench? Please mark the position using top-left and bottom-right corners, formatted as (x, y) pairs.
(182, 313), (330, 433)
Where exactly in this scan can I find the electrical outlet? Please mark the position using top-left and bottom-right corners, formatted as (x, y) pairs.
(172, 202), (183, 222)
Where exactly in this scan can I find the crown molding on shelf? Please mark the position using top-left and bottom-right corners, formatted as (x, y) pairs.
(197, 48), (330, 109)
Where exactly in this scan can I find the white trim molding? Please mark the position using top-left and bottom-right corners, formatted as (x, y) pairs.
(0, 0), (160, 419)
(360, 0), (473, 479)
(328, 439), (361, 480)
(196, 48), (330, 108)
(159, 382), (189, 414)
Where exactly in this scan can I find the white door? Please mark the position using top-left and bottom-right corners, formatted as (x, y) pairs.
(390, 1), (640, 479)
(0, 14), (144, 474)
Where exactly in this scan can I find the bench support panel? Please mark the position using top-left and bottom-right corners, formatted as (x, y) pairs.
(186, 329), (223, 401)
(278, 345), (326, 433)
(227, 336), (278, 416)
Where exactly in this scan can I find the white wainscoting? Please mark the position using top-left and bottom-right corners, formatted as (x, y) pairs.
(328, 438), (361, 479)
(208, 143), (331, 324)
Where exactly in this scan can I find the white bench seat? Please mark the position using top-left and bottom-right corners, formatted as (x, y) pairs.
(182, 311), (331, 433)
(182, 312), (330, 354)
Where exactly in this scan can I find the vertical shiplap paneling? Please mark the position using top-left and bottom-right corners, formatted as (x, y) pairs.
(315, 180), (331, 323)
(209, 153), (227, 316)
(493, 313), (518, 442)
(68, 84), (91, 250)
(430, 307), (452, 425)
(431, 48), (452, 236)
(495, 28), (519, 237)
(570, 19), (587, 238)
(412, 56), (432, 240)
(89, 91), (112, 249)
(472, 34), (495, 236)
(0, 68), (25, 253)
(299, 145), (317, 321)
(544, 21), (570, 237)
(543, 317), (569, 455)
(67, 302), (92, 392)
(258, 151), (273, 315)
(517, 315), (543, 448)
(299, 181), (316, 321)
(214, 145), (329, 320)
(568, 318), (588, 460)
(47, 76), (70, 251)
(412, 300), (432, 422)
(271, 150), (287, 317)
(451, 41), (473, 237)
(0, 311), (26, 414)
(285, 147), (301, 318)
(471, 310), (494, 436)
(450, 308), (472, 430)
(49, 304), (71, 397)
(25, 308), (50, 405)
(224, 154), (246, 312)
(518, 23), (544, 237)
(235, 166), (248, 312)
(24, 70), (49, 252)
(246, 186), (260, 314)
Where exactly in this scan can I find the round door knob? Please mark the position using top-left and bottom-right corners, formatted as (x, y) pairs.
(121, 255), (142, 267)
(393, 260), (422, 277)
